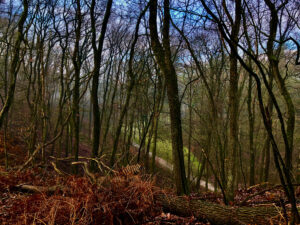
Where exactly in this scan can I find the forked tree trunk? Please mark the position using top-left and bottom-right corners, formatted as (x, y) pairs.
(90, 0), (113, 165)
(149, 0), (189, 195)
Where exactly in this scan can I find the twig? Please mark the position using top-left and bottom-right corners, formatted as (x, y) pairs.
(239, 184), (300, 206)
(71, 161), (96, 183)
(50, 155), (115, 174)
(18, 112), (72, 171)
(50, 161), (66, 176)
(247, 182), (269, 191)
(279, 197), (289, 223)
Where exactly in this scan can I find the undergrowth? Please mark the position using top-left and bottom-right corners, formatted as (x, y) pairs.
(0, 168), (161, 225)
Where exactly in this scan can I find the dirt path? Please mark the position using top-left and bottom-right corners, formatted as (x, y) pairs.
(132, 143), (215, 192)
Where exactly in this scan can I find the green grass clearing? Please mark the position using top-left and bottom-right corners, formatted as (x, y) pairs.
(133, 134), (201, 176)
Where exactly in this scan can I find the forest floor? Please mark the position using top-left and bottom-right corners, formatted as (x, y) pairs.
(0, 132), (299, 224)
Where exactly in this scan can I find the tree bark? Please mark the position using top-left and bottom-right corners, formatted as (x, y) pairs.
(156, 193), (281, 225)
(0, 0), (28, 128)
(90, 0), (113, 165)
(71, 0), (82, 173)
(264, 86), (273, 182)
(248, 75), (255, 186)
(226, 0), (242, 201)
(264, 0), (295, 172)
(151, 77), (165, 173)
(149, 0), (189, 195)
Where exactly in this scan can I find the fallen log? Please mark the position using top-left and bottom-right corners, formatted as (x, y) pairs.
(155, 193), (282, 225)
(9, 185), (283, 224)
(11, 184), (63, 193)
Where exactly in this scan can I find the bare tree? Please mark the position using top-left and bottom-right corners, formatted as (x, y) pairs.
(149, 0), (189, 195)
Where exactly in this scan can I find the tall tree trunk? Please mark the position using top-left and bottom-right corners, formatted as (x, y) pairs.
(0, 0), (29, 128)
(264, 80), (273, 182)
(125, 104), (136, 164)
(264, 0), (295, 173)
(188, 78), (192, 181)
(98, 62), (112, 149)
(226, 0), (241, 201)
(71, 0), (82, 173)
(151, 78), (165, 173)
(145, 118), (154, 171)
(100, 62), (122, 154)
(90, 0), (113, 166)
(149, 0), (189, 195)
(248, 75), (255, 186)
(4, 117), (8, 169)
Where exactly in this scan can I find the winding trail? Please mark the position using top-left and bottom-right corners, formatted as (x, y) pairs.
(132, 143), (215, 192)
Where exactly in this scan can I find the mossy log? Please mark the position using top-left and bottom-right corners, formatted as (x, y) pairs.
(155, 194), (282, 225)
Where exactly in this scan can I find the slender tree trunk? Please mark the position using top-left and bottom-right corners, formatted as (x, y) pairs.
(4, 117), (8, 170)
(71, 0), (82, 173)
(196, 157), (206, 190)
(145, 118), (154, 171)
(297, 152), (300, 183)
(149, 0), (189, 195)
(89, 96), (93, 141)
(264, 86), (273, 182)
(51, 44), (67, 156)
(137, 111), (153, 163)
(125, 105), (136, 164)
(248, 75), (255, 186)
(101, 68), (120, 154)
(226, 0), (241, 201)
(110, 78), (135, 166)
(99, 62), (113, 150)
(271, 64), (295, 171)
(264, 0), (295, 173)
(90, 0), (113, 165)
(188, 79), (192, 181)
(0, 0), (29, 128)
(151, 78), (165, 173)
